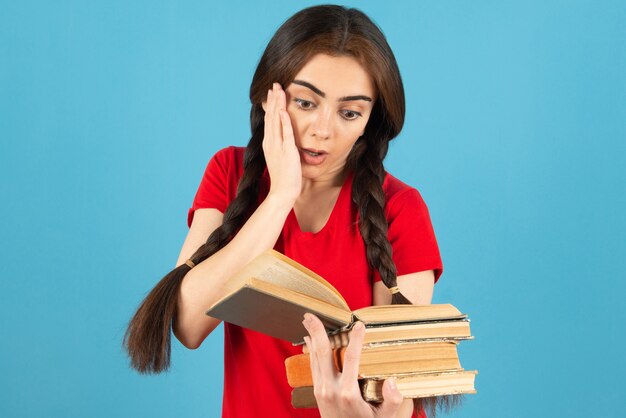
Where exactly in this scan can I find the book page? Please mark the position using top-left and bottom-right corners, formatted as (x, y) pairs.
(223, 250), (349, 310)
(353, 304), (466, 324)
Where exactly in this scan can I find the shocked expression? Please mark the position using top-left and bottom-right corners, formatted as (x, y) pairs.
(284, 53), (377, 182)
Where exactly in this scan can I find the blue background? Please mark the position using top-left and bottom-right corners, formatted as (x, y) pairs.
(1, 1), (624, 417)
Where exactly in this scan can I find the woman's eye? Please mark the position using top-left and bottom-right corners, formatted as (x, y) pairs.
(293, 98), (361, 121)
(294, 98), (315, 110)
(341, 110), (361, 121)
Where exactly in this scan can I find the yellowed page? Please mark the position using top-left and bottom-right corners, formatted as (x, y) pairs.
(353, 304), (466, 324)
(223, 250), (349, 310)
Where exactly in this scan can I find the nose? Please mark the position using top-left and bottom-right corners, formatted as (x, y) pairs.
(311, 108), (333, 140)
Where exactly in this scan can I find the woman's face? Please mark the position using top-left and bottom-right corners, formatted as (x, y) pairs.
(283, 53), (377, 183)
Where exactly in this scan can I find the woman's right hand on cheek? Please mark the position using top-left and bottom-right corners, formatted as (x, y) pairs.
(262, 82), (302, 204)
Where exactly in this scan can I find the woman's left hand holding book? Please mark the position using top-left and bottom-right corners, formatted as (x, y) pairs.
(302, 313), (412, 418)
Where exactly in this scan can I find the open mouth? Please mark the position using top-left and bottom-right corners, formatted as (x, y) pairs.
(303, 149), (321, 157)
(301, 148), (326, 156)
(299, 147), (328, 165)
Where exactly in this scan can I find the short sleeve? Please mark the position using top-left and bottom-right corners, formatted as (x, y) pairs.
(375, 188), (443, 284)
(187, 147), (234, 227)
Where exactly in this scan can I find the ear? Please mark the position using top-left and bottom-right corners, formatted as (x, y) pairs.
(262, 101), (267, 112)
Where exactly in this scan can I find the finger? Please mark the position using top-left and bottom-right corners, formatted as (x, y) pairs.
(276, 82), (286, 111)
(339, 321), (365, 383)
(377, 377), (404, 416)
(263, 89), (273, 149)
(272, 83), (284, 143)
(279, 109), (296, 148)
(303, 335), (320, 384)
(303, 313), (337, 382)
(303, 329), (325, 390)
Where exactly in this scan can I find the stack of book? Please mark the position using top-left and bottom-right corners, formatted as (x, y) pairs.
(285, 304), (477, 408)
(205, 250), (477, 408)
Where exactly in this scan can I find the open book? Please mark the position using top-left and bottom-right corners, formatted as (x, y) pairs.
(206, 250), (467, 343)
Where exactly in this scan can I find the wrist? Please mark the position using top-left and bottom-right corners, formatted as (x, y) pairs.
(265, 190), (298, 208)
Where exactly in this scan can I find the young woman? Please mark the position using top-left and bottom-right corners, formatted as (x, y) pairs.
(125, 5), (443, 418)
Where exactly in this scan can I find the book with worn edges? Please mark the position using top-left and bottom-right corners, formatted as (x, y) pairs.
(205, 250), (467, 343)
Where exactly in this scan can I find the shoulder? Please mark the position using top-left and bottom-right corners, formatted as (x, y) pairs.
(382, 172), (428, 214)
(188, 146), (246, 222)
(209, 145), (246, 169)
(203, 146), (246, 181)
(380, 172), (443, 281)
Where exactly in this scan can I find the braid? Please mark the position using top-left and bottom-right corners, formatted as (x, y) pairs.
(349, 138), (411, 305)
(123, 128), (266, 374)
(351, 135), (462, 416)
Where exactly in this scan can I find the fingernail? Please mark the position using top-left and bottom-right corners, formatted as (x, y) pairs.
(388, 377), (397, 389)
(273, 82), (278, 89)
(354, 322), (364, 331)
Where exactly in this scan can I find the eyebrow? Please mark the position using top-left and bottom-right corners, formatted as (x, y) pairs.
(291, 79), (373, 102)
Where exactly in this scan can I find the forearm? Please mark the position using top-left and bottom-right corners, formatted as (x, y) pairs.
(174, 193), (294, 347)
(175, 83), (301, 348)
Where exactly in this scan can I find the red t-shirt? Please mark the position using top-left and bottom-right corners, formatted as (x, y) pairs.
(188, 146), (443, 418)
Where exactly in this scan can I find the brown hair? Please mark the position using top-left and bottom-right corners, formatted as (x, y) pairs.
(125, 2), (412, 373)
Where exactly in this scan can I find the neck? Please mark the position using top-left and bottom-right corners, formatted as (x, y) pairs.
(300, 167), (350, 194)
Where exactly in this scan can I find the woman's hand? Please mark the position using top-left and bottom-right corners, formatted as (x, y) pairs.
(262, 82), (302, 203)
(302, 313), (405, 418)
